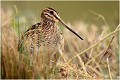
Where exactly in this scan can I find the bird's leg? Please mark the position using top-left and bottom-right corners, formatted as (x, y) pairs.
(58, 49), (68, 63)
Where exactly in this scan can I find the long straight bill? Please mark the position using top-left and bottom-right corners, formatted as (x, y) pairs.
(59, 18), (83, 40)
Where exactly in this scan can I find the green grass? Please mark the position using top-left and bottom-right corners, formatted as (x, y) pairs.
(1, 7), (119, 79)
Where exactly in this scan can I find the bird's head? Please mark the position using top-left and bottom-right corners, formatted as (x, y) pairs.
(41, 7), (60, 22)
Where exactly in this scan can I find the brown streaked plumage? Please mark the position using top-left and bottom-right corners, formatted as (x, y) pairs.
(18, 7), (83, 78)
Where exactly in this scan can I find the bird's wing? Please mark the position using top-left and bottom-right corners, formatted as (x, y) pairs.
(18, 22), (41, 52)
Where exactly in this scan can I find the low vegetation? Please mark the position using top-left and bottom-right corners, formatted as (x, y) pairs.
(1, 7), (119, 79)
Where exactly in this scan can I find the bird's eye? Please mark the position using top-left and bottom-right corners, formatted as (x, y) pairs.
(50, 11), (53, 14)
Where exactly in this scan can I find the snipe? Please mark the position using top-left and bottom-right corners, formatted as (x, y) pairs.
(18, 7), (83, 78)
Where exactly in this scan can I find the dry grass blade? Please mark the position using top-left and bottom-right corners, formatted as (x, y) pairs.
(67, 25), (119, 64)
(107, 58), (113, 80)
(89, 10), (110, 32)
(74, 52), (87, 75)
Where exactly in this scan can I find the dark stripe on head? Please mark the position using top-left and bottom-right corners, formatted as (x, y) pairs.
(46, 7), (58, 14)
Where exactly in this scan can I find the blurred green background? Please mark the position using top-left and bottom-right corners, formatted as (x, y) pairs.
(2, 1), (119, 29)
